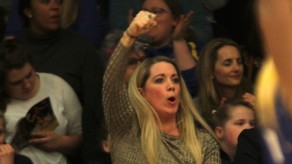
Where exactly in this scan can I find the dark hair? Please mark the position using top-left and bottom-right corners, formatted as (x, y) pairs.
(0, 40), (33, 70)
(209, 100), (254, 130)
(142, 0), (196, 42)
(0, 40), (33, 111)
(163, 0), (183, 19)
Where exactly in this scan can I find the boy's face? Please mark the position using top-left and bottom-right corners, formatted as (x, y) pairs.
(5, 63), (38, 100)
(0, 120), (5, 144)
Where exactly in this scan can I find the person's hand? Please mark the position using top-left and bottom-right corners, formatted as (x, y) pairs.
(242, 92), (256, 108)
(29, 131), (62, 152)
(0, 144), (15, 164)
(172, 11), (194, 41)
(126, 11), (157, 38)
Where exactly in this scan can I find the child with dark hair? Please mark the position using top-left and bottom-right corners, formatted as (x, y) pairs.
(210, 101), (255, 163)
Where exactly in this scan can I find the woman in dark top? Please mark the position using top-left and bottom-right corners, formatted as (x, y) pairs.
(16, 0), (105, 163)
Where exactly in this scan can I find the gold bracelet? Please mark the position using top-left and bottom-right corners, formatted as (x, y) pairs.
(125, 30), (137, 39)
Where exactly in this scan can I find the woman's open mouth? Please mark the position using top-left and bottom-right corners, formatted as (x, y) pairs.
(167, 96), (177, 105)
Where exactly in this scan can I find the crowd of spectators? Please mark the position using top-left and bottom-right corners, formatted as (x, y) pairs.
(0, 0), (276, 163)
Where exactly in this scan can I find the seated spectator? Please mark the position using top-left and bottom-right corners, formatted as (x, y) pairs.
(110, 0), (213, 46)
(106, 0), (200, 96)
(144, 0), (200, 93)
(4, 0), (107, 48)
(0, 40), (82, 164)
(213, 0), (264, 84)
(131, 0), (200, 96)
(15, 0), (105, 163)
(210, 101), (255, 163)
(0, 111), (33, 164)
(195, 38), (255, 125)
(103, 10), (220, 163)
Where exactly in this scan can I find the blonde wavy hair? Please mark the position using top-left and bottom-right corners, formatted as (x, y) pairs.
(128, 56), (214, 164)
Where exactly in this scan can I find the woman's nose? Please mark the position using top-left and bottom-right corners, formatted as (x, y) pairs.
(166, 81), (175, 91)
(232, 63), (241, 71)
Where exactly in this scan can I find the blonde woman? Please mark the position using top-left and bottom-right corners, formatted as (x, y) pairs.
(256, 0), (292, 163)
(103, 10), (220, 163)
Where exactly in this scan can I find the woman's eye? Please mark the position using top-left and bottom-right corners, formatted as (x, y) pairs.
(223, 61), (231, 66)
(155, 78), (163, 83)
(173, 77), (180, 84)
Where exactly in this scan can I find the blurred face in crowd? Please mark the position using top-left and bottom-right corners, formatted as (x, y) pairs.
(124, 49), (145, 84)
(24, 0), (63, 35)
(214, 45), (244, 87)
(142, 0), (179, 47)
(5, 63), (40, 100)
(139, 62), (181, 120)
(215, 105), (255, 159)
